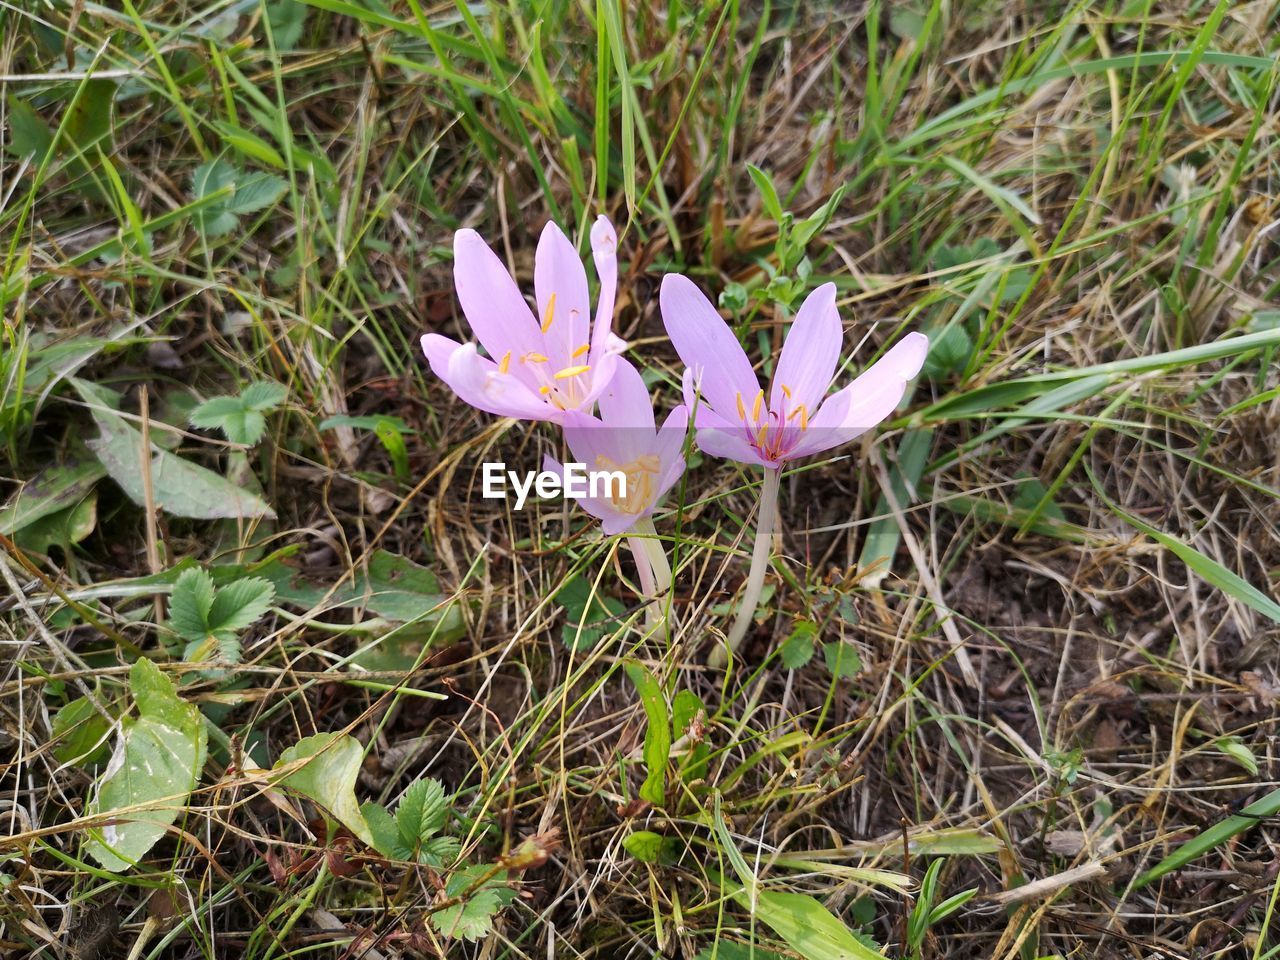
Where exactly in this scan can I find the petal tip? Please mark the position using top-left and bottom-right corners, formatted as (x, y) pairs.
(899, 331), (930, 377)
(590, 216), (617, 253)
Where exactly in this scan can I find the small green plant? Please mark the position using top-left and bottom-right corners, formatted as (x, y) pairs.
(189, 381), (288, 446)
(191, 158), (287, 240)
(85, 659), (207, 871)
(318, 414), (413, 482)
(729, 164), (847, 312)
(361, 778), (463, 867)
(431, 864), (518, 942)
(362, 776), (522, 941)
(170, 567), (275, 668)
(906, 859), (977, 959)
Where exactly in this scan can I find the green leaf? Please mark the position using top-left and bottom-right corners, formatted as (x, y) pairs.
(64, 79), (116, 154)
(791, 185), (847, 250)
(13, 493), (97, 553)
(419, 835), (462, 867)
(169, 568), (217, 641)
(273, 733), (373, 845)
(1134, 785), (1280, 890)
(241, 381), (288, 412)
(780, 620), (818, 669)
(265, 0), (309, 48)
(671, 688), (710, 782)
(4, 96), (55, 161)
(623, 830), (681, 865)
(396, 778), (448, 849)
(52, 697), (112, 766)
(1109, 503), (1280, 624)
(695, 941), (790, 960)
(624, 661), (670, 807)
(431, 866), (515, 941)
(722, 881), (889, 960)
(352, 550), (442, 613)
(191, 159), (286, 238)
(190, 396), (262, 446)
(192, 159), (239, 236)
(360, 801), (405, 859)
(746, 163), (784, 222)
(74, 378), (276, 519)
(0, 460), (106, 536)
(211, 119), (287, 168)
(190, 383), (284, 445)
(823, 642), (861, 679)
(223, 172), (288, 214)
(433, 887), (504, 941)
(557, 575), (625, 651)
(1012, 474), (1066, 524)
(922, 324), (974, 379)
(318, 414), (411, 433)
(1214, 736), (1258, 776)
(85, 659), (207, 871)
(206, 577), (275, 639)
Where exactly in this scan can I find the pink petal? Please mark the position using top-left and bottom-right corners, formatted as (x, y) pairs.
(441, 342), (559, 421)
(579, 351), (623, 411)
(787, 332), (928, 459)
(660, 274), (759, 421)
(561, 409), (616, 468)
(535, 220), (591, 367)
(654, 405), (689, 496)
(421, 332), (463, 376)
(597, 359), (654, 432)
(655, 404), (689, 471)
(453, 230), (542, 363)
(600, 512), (644, 536)
(769, 283), (842, 415)
(694, 406), (770, 466)
(589, 217), (619, 365)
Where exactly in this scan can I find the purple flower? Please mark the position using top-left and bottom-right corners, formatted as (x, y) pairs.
(545, 361), (688, 536)
(422, 217), (627, 423)
(660, 276), (929, 466)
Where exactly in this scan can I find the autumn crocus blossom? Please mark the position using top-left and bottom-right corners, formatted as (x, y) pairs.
(660, 276), (929, 466)
(545, 361), (687, 624)
(421, 217), (627, 423)
(549, 361), (688, 536)
(659, 274), (928, 665)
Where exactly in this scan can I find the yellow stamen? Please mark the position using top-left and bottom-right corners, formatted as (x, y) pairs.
(736, 392), (746, 421)
(799, 405), (809, 430)
(553, 364), (590, 380)
(541, 292), (557, 333)
(539, 385), (551, 395)
(751, 389), (764, 422)
(780, 384), (792, 399)
(756, 425), (769, 447)
(497, 350), (511, 374)
(595, 453), (662, 514)
(571, 343), (590, 359)
(524, 352), (549, 363)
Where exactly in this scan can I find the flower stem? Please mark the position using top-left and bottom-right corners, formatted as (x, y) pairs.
(628, 517), (671, 630)
(713, 465), (781, 668)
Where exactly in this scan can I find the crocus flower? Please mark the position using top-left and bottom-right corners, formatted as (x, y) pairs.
(546, 360), (688, 537)
(659, 274), (928, 665)
(545, 360), (687, 623)
(660, 275), (929, 466)
(421, 217), (627, 423)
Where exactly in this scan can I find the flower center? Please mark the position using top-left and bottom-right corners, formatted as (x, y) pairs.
(734, 384), (809, 460)
(594, 453), (662, 515)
